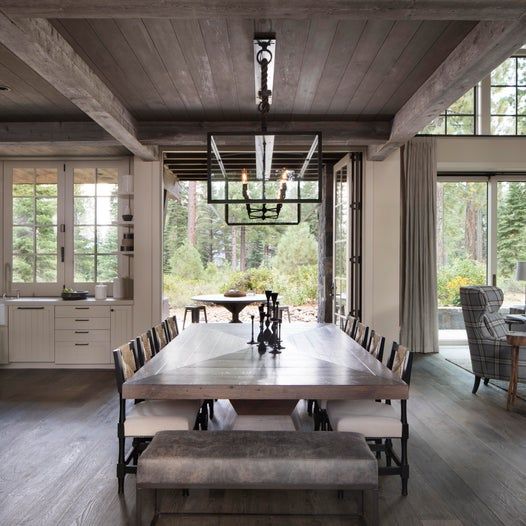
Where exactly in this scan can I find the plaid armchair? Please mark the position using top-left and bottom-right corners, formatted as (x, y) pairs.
(460, 286), (526, 393)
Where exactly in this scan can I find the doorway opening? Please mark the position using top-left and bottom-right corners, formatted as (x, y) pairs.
(162, 180), (319, 323)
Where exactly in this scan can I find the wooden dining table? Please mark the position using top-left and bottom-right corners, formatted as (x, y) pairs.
(123, 323), (409, 414)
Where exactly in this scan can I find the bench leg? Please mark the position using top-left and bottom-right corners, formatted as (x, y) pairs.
(362, 489), (379, 526)
(136, 488), (157, 526)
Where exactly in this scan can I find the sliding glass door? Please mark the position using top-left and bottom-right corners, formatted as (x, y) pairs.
(438, 174), (526, 342)
(496, 180), (526, 306)
(437, 179), (488, 341)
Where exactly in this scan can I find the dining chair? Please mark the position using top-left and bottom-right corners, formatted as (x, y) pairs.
(164, 315), (179, 341)
(135, 330), (156, 367)
(354, 321), (370, 348)
(344, 314), (357, 338)
(152, 322), (168, 353)
(326, 342), (414, 496)
(112, 344), (205, 493)
(367, 330), (386, 363)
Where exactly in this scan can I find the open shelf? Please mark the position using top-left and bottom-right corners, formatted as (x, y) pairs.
(112, 221), (134, 226)
(120, 252), (134, 256)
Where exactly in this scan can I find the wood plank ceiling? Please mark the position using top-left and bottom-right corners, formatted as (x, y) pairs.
(48, 18), (475, 121)
(0, 12), (500, 169)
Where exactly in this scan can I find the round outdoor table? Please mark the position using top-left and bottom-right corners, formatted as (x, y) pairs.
(191, 294), (267, 323)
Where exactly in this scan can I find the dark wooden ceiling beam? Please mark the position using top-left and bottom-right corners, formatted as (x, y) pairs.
(138, 120), (391, 145)
(0, 120), (391, 146)
(0, 13), (158, 160)
(368, 18), (526, 161)
(1, 1), (526, 20)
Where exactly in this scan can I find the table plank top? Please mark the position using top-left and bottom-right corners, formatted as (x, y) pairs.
(122, 323), (409, 401)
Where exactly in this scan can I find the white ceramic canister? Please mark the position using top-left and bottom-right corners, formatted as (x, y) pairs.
(113, 278), (124, 299)
(95, 283), (108, 300)
(119, 174), (134, 194)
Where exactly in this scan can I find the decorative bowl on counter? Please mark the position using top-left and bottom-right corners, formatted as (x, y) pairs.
(61, 290), (89, 301)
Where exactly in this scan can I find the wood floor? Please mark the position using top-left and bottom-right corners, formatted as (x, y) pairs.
(0, 352), (525, 526)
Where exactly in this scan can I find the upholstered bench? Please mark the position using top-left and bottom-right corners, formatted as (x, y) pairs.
(136, 430), (379, 525)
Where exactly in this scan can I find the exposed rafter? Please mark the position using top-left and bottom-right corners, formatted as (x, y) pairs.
(138, 120), (391, 145)
(368, 18), (526, 161)
(0, 13), (158, 161)
(0, 120), (391, 147)
(1, 1), (525, 20)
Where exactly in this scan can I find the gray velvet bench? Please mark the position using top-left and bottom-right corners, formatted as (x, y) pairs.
(136, 430), (379, 525)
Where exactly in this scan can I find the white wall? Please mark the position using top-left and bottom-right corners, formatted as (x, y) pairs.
(132, 157), (163, 334)
(363, 151), (401, 346)
(438, 137), (526, 172)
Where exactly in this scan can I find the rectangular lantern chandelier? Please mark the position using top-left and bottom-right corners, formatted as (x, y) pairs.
(207, 131), (322, 224)
(206, 34), (322, 224)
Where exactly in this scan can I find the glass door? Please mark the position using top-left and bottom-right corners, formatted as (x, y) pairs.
(333, 157), (348, 328)
(495, 178), (526, 308)
(333, 153), (363, 328)
(437, 178), (488, 342)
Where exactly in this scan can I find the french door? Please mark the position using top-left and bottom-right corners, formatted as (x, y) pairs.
(333, 153), (363, 328)
(437, 173), (526, 342)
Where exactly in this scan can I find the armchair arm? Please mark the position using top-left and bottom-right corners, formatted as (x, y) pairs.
(469, 338), (526, 382)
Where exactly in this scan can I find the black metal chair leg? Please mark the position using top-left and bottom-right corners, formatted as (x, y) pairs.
(307, 399), (314, 416)
(401, 437), (409, 496)
(117, 434), (126, 494)
(472, 375), (481, 394)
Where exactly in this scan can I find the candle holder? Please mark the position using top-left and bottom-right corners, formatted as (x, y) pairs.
(247, 315), (257, 345)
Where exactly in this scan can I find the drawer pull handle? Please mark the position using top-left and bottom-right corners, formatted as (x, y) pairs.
(75, 307), (89, 310)
(75, 319), (89, 322)
(75, 343), (89, 346)
(17, 306), (44, 310)
(75, 331), (89, 334)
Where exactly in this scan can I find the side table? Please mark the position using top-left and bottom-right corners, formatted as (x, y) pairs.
(505, 332), (526, 410)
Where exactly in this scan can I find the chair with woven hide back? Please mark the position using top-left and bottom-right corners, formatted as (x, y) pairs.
(151, 322), (168, 354)
(326, 342), (414, 496)
(344, 314), (358, 338)
(164, 315), (179, 341)
(367, 330), (386, 363)
(460, 285), (526, 394)
(134, 330), (155, 367)
(354, 321), (370, 348)
(112, 343), (205, 493)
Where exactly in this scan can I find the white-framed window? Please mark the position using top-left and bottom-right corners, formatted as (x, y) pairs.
(3, 159), (130, 295)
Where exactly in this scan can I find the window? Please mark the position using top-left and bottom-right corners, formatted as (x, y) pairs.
(4, 160), (129, 295)
(421, 88), (477, 135)
(490, 56), (526, 135)
(11, 166), (62, 286)
(73, 168), (119, 284)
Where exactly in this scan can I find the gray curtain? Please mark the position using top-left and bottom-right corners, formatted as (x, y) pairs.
(400, 137), (439, 354)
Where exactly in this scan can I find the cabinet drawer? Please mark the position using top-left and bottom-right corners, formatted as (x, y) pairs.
(55, 317), (111, 330)
(55, 305), (110, 318)
(55, 341), (110, 365)
(55, 329), (110, 343)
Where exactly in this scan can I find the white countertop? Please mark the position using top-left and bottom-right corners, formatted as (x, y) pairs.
(2, 297), (133, 306)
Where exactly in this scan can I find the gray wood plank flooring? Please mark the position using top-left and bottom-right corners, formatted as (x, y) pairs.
(0, 352), (525, 526)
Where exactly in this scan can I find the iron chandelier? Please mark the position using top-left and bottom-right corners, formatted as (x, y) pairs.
(207, 34), (322, 225)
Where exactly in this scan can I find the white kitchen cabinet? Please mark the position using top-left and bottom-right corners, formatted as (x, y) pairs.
(8, 306), (54, 362)
(110, 306), (133, 351)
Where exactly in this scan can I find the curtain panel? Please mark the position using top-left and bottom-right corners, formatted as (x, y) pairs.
(400, 137), (439, 354)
